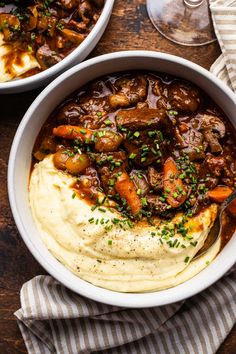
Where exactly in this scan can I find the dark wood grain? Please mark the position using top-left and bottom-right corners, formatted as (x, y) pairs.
(0, 0), (235, 353)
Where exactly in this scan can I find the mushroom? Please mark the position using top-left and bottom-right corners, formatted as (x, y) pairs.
(60, 28), (85, 44)
(0, 14), (20, 41)
(168, 81), (201, 112)
(94, 131), (123, 153)
(25, 6), (38, 31)
(78, 0), (93, 24)
(109, 75), (147, 109)
(199, 114), (226, 153)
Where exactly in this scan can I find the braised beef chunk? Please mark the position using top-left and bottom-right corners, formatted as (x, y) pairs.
(36, 44), (64, 70)
(79, 89), (112, 115)
(146, 195), (171, 216)
(205, 154), (226, 176)
(95, 151), (127, 167)
(109, 75), (148, 109)
(57, 102), (86, 125)
(75, 166), (102, 202)
(116, 107), (165, 130)
(123, 128), (165, 167)
(34, 71), (236, 223)
(182, 129), (206, 161)
(197, 114), (226, 153)
(123, 140), (158, 167)
(151, 79), (172, 111)
(147, 167), (163, 191)
(98, 165), (115, 195)
(130, 170), (150, 196)
(168, 81), (201, 112)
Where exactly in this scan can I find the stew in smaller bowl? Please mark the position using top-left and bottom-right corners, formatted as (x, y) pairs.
(0, 0), (104, 82)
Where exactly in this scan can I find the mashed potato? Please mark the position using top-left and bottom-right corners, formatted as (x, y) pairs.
(29, 155), (221, 292)
(0, 33), (40, 82)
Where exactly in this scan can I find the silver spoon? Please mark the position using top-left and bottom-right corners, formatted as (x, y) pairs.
(193, 189), (236, 260)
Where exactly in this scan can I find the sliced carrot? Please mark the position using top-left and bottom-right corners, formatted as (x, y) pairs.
(53, 125), (93, 141)
(208, 186), (236, 217)
(163, 157), (187, 208)
(207, 186), (233, 203)
(115, 172), (142, 215)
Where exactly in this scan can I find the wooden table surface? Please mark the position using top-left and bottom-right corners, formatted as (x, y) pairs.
(0, 0), (235, 353)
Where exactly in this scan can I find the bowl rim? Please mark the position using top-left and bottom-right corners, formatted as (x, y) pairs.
(8, 50), (236, 308)
(0, 0), (114, 90)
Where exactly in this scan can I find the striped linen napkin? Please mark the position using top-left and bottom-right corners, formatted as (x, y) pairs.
(15, 273), (236, 354)
(210, 0), (236, 91)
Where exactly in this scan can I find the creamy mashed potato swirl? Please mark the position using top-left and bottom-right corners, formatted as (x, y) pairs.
(29, 156), (220, 292)
(0, 34), (40, 82)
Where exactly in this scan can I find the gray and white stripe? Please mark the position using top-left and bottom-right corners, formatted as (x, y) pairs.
(210, 0), (236, 91)
(15, 272), (236, 354)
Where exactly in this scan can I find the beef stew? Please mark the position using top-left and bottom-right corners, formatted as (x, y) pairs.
(33, 71), (236, 243)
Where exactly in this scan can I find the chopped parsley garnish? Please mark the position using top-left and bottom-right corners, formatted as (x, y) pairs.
(129, 153), (137, 159)
(133, 131), (140, 138)
(109, 179), (115, 186)
(104, 119), (112, 125)
(98, 207), (106, 213)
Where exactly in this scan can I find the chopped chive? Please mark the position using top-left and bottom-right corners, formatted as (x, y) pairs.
(105, 119), (112, 125)
(98, 207), (106, 213)
(109, 179), (115, 186)
(129, 153), (137, 159)
(148, 131), (156, 137)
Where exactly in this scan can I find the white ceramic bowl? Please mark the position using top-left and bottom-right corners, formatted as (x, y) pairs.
(0, 0), (114, 94)
(8, 51), (236, 308)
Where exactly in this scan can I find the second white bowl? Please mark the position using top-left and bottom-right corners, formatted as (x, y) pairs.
(0, 0), (114, 94)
